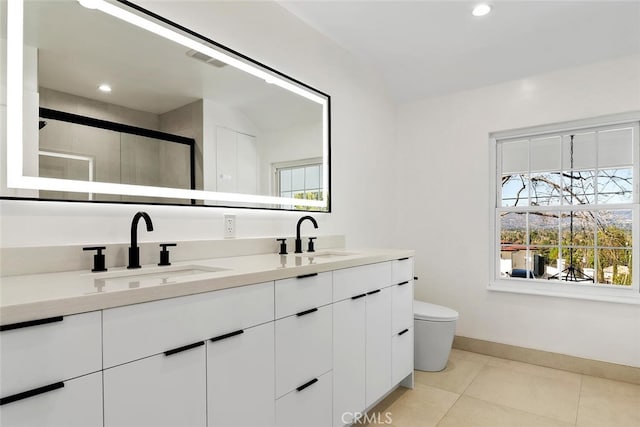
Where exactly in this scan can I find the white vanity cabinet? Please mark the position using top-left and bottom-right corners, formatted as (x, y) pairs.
(207, 322), (275, 427)
(102, 281), (274, 427)
(0, 372), (103, 427)
(0, 253), (415, 427)
(275, 273), (333, 427)
(275, 371), (333, 427)
(332, 296), (366, 426)
(391, 259), (415, 386)
(332, 262), (395, 427)
(104, 343), (207, 427)
(102, 281), (274, 368)
(0, 311), (103, 427)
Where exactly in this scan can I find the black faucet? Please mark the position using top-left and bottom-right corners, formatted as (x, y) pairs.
(128, 211), (154, 269)
(295, 215), (318, 254)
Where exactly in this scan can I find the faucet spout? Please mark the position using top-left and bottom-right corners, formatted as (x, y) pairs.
(128, 211), (154, 269)
(295, 215), (318, 254)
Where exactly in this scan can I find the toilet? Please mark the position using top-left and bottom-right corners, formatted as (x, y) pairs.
(413, 300), (459, 372)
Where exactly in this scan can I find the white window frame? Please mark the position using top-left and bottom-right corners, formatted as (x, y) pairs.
(489, 112), (640, 304)
(272, 157), (323, 201)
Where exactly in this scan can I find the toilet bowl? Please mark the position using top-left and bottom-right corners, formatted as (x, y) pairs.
(413, 300), (458, 372)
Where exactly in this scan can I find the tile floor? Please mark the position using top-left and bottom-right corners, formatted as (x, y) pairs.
(361, 349), (640, 427)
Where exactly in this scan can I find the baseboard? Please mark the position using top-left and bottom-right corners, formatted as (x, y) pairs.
(453, 335), (640, 385)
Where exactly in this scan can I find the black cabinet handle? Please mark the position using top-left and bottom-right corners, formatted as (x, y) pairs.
(351, 293), (366, 300)
(1, 382), (64, 406)
(296, 378), (318, 392)
(398, 257), (409, 261)
(296, 273), (318, 279)
(210, 329), (244, 343)
(367, 289), (381, 295)
(0, 316), (63, 332)
(397, 281), (409, 286)
(296, 307), (318, 317)
(164, 341), (204, 356)
(398, 328), (409, 336)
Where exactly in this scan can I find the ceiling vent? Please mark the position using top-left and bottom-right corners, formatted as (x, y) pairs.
(186, 49), (227, 68)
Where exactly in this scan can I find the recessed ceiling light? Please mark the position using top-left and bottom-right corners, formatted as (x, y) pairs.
(98, 84), (112, 93)
(472, 4), (492, 17)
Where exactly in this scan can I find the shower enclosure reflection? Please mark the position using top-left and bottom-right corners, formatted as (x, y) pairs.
(38, 107), (196, 204)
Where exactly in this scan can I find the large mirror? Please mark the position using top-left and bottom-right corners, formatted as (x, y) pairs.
(1, 0), (330, 211)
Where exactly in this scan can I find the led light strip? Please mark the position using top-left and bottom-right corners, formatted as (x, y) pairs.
(6, 0), (328, 208)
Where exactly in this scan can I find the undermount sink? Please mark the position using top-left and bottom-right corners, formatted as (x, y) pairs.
(302, 251), (358, 258)
(90, 265), (227, 288)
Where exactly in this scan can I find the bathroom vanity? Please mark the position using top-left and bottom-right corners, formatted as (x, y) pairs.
(0, 249), (414, 427)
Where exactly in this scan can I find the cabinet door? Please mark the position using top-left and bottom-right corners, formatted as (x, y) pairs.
(104, 343), (206, 427)
(365, 287), (392, 407)
(207, 322), (274, 427)
(0, 372), (102, 427)
(0, 311), (101, 397)
(392, 327), (414, 385)
(275, 371), (332, 427)
(275, 305), (332, 398)
(332, 297), (366, 427)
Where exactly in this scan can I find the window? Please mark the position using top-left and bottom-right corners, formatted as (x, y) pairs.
(491, 114), (639, 302)
(274, 158), (323, 210)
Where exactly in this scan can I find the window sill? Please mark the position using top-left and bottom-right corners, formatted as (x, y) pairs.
(488, 281), (640, 305)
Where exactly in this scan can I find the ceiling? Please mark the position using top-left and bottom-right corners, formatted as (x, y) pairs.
(25, 0), (323, 132)
(279, 1), (640, 103)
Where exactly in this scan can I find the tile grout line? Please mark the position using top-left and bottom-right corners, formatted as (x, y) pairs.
(460, 353), (581, 426)
(435, 352), (491, 426)
(574, 374), (584, 427)
(434, 391), (464, 427)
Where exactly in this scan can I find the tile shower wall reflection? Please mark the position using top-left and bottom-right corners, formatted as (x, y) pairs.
(38, 89), (195, 204)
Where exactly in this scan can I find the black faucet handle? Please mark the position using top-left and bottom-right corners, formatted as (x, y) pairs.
(159, 243), (177, 266)
(276, 238), (288, 255)
(83, 246), (107, 272)
(307, 237), (317, 253)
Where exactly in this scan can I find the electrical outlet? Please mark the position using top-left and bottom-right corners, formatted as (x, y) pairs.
(223, 214), (236, 238)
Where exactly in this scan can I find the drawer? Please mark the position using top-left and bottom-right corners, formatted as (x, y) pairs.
(333, 262), (391, 302)
(275, 304), (332, 398)
(0, 371), (103, 427)
(391, 257), (413, 284)
(0, 311), (102, 397)
(103, 281), (273, 368)
(275, 371), (332, 427)
(391, 280), (414, 333)
(275, 272), (332, 319)
(391, 327), (413, 386)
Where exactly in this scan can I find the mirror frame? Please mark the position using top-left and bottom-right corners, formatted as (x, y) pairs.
(3, 0), (331, 212)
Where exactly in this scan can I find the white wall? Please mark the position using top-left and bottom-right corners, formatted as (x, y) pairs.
(0, 1), (397, 248)
(258, 120), (322, 196)
(395, 54), (640, 367)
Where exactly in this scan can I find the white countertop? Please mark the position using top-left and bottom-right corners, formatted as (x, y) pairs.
(0, 248), (413, 325)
